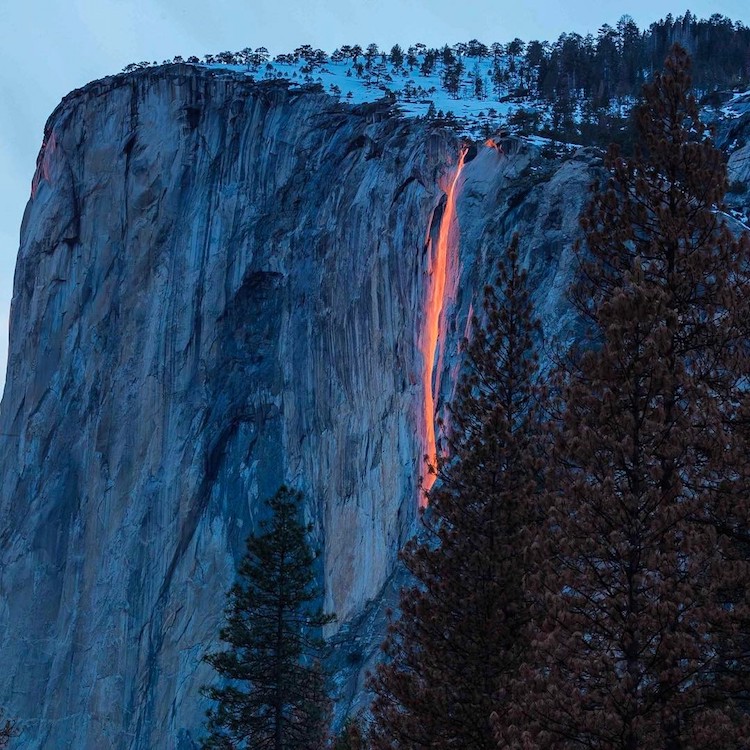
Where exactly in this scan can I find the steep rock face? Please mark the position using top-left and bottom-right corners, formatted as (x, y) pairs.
(727, 116), (750, 191)
(0, 66), (593, 749)
(1, 67), (445, 749)
(717, 101), (750, 220)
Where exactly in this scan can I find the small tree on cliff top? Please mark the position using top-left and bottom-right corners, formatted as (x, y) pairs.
(369, 236), (545, 750)
(495, 45), (750, 749)
(201, 486), (335, 750)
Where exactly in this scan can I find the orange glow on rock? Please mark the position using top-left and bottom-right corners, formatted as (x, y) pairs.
(31, 131), (57, 199)
(420, 147), (467, 501)
(485, 138), (504, 154)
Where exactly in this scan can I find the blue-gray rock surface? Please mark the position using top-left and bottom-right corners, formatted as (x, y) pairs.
(0, 66), (631, 748)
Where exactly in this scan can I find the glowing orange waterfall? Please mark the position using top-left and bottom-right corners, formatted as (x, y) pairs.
(420, 147), (467, 501)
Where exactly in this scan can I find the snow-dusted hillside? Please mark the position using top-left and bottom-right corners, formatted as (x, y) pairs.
(125, 43), (550, 139)
(123, 38), (750, 145)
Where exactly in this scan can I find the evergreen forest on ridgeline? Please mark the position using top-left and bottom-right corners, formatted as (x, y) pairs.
(124, 11), (750, 145)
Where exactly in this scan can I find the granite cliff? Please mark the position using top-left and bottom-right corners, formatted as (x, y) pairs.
(0, 64), (721, 748)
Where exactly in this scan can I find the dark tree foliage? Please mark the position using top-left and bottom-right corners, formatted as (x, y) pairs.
(646, 12), (750, 90)
(0, 713), (17, 749)
(441, 58), (464, 97)
(201, 487), (335, 750)
(389, 44), (404, 67)
(369, 237), (545, 750)
(333, 717), (367, 750)
(529, 12), (750, 105)
(495, 45), (750, 749)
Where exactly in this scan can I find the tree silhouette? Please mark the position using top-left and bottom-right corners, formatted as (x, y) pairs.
(369, 237), (545, 750)
(201, 487), (335, 750)
(496, 45), (750, 749)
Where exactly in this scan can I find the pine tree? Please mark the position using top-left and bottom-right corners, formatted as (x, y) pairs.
(333, 717), (367, 750)
(442, 59), (464, 97)
(201, 486), (335, 750)
(496, 45), (750, 749)
(369, 237), (545, 750)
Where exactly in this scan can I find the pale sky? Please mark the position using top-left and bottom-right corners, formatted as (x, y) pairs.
(2, 0), (750, 391)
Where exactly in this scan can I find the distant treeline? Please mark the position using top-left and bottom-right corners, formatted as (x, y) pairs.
(502, 12), (749, 105)
(121, 11), (749, 147)
(124, 11), (750, 104)
(496, 11), (750, 144)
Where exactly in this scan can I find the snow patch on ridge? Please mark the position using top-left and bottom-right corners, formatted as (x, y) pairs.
(195, 53), (532, 139)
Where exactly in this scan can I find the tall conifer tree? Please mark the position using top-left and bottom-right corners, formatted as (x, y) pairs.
(201, 486), (334, 750)
(369, 237), (545, 750)
(496, 45), (750, 749)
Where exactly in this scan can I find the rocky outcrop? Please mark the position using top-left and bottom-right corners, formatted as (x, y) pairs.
(0, 66), (600, 749)
(727, 116), (750, 195)
(716, 96), (750, 219)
